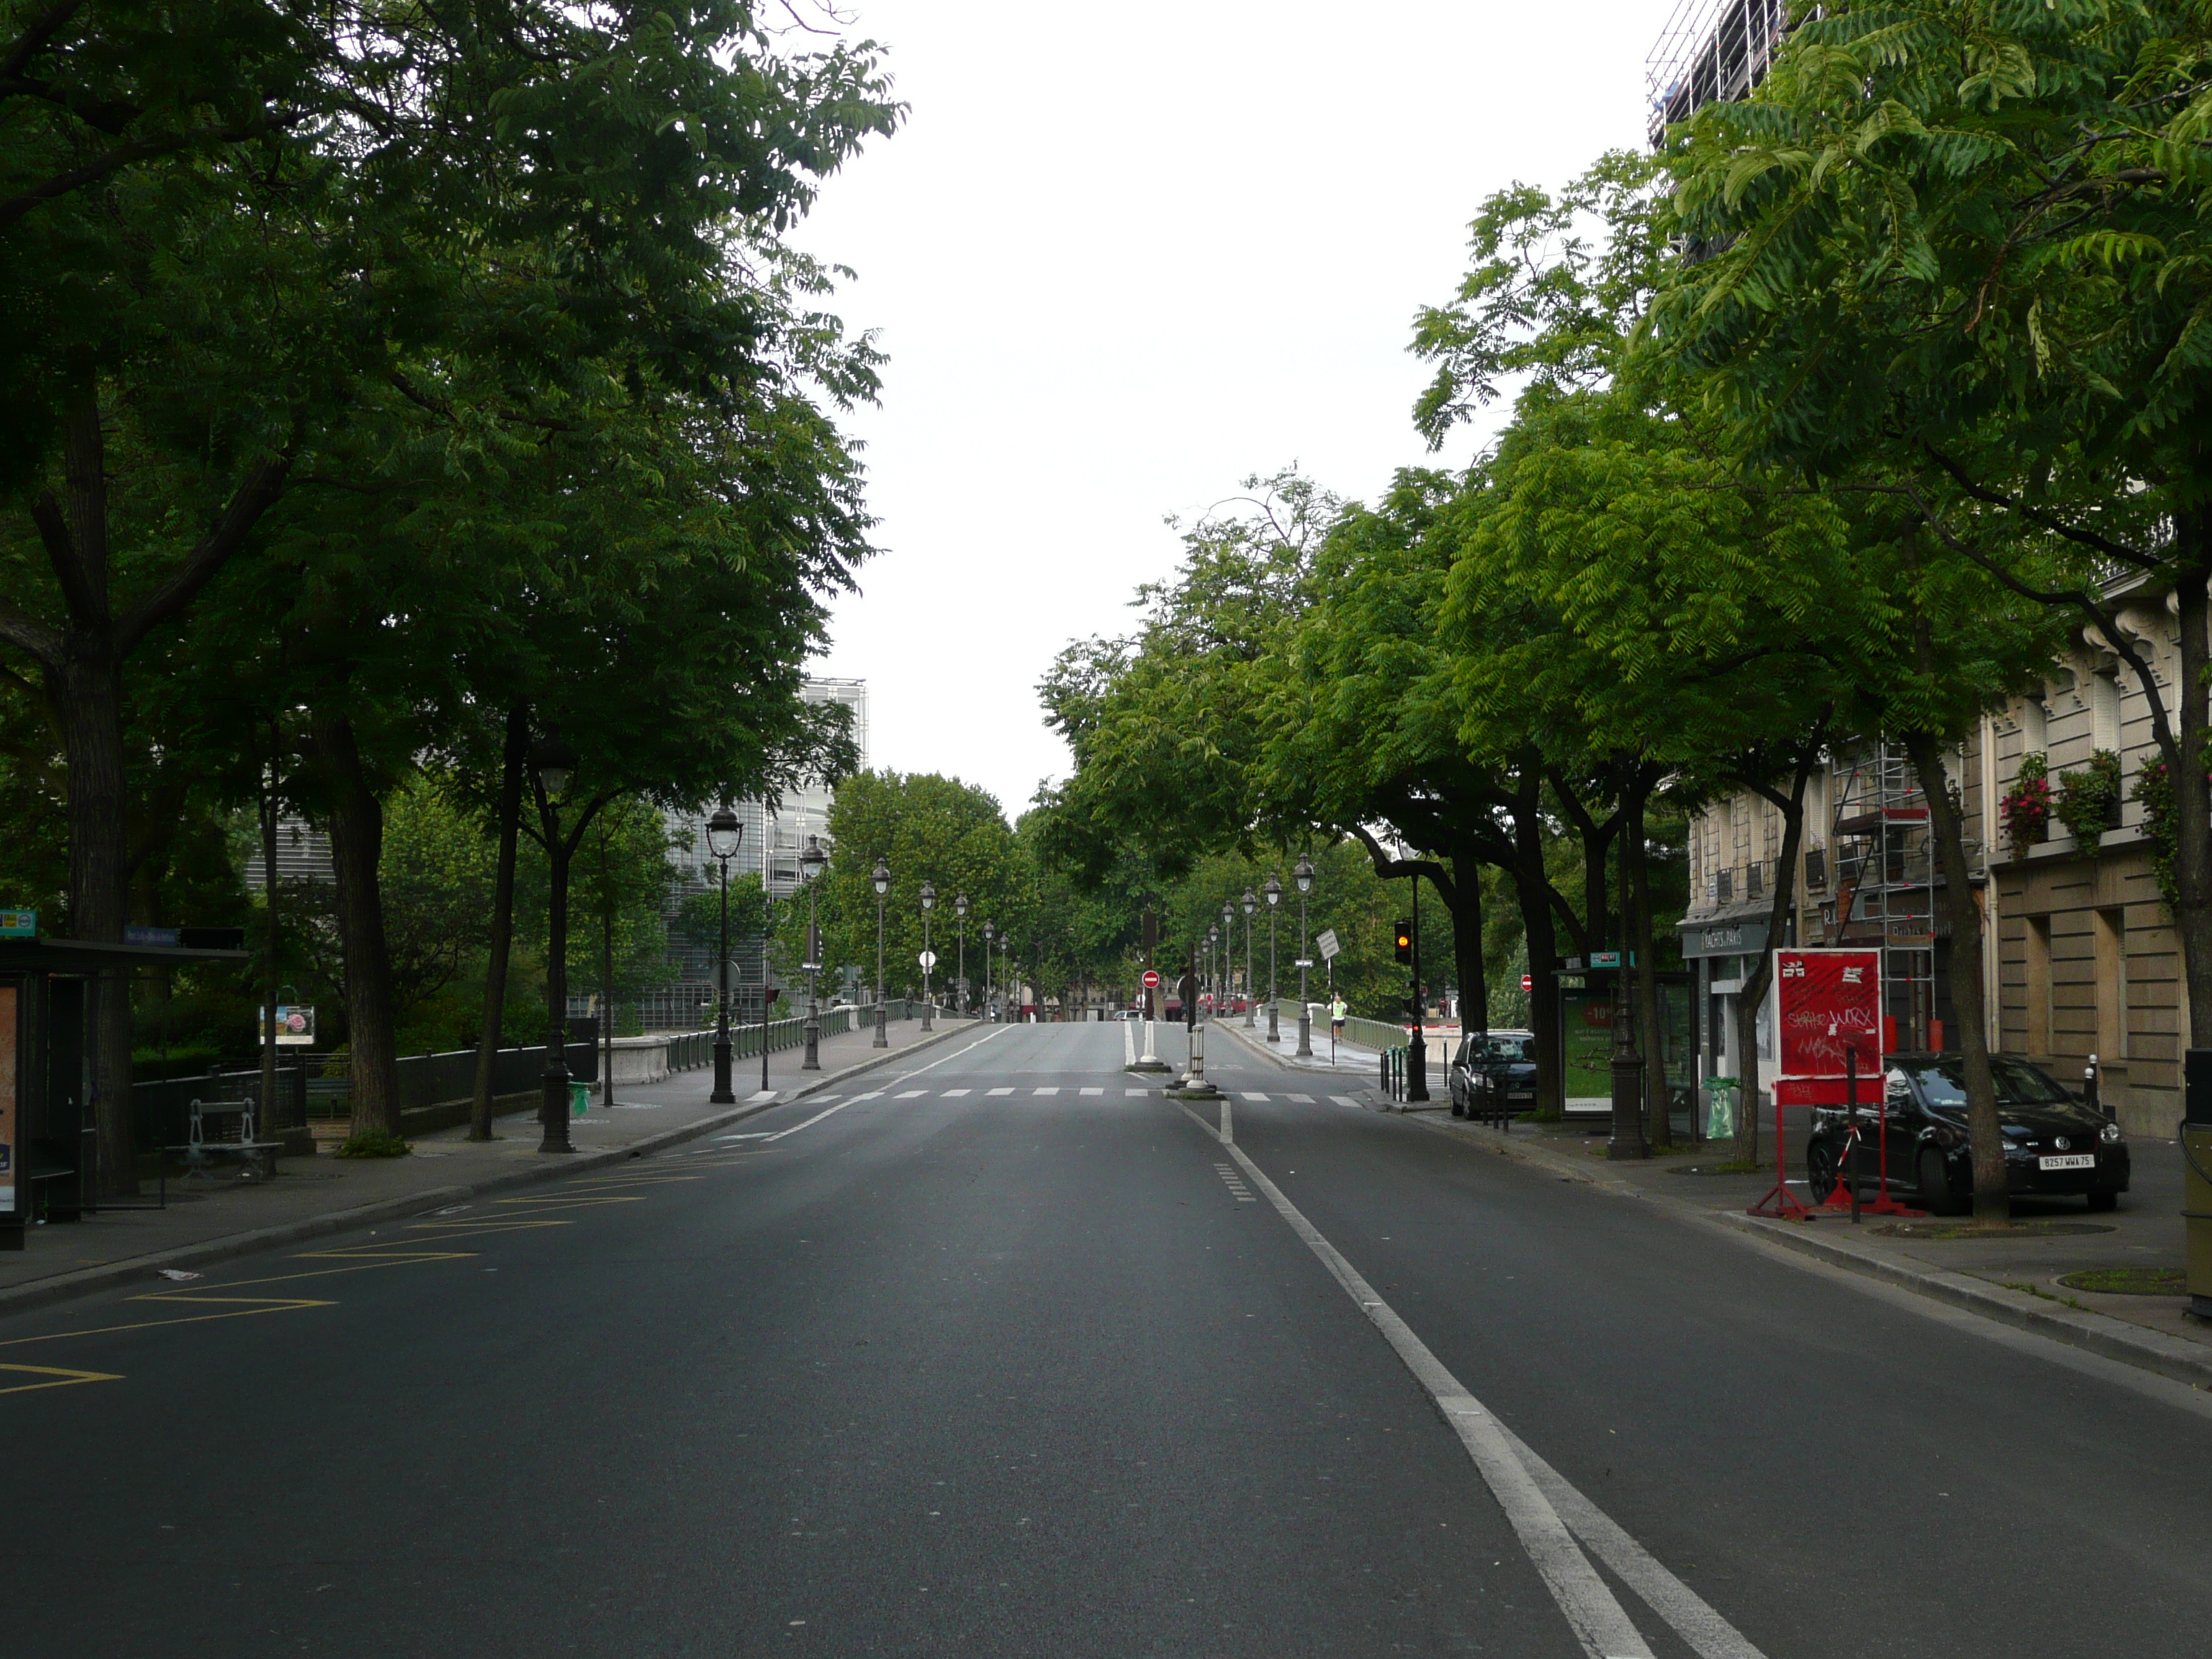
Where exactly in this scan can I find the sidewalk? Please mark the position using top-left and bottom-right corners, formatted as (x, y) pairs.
(1409, 1107), (2212, 1388)
(1211, 1015), (1388, 1079)
(0, 1014), (979, 1314)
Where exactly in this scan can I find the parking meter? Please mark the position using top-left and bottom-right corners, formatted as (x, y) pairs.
(2185, 1050), (2212, 1321)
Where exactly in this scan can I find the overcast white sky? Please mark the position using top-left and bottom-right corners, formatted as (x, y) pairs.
(796, 1), (1674, 819)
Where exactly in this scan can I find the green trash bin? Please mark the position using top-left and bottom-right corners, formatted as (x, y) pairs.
(1703, 1076), (1740, 1141)
(569, 1082), (590, 1118)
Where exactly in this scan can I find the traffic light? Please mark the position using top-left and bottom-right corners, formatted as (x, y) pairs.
(1393, 920), (1413, 963)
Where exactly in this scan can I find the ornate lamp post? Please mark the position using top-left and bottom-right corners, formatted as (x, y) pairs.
(799, 834), (825, 1070)
(919, 881), (937, 1031)
(1293, 855), (1315, 1058)
(1263, 871), (1282, 1043)
(1207, 925), (1219, 1021)
(759, 876), (776, 1097)
(705, 806), (743, 1105)
(1242, 889), (1257, 1028)
(1220, 901), (1234, 1017)
(534, 734), (582, 1153)
(872, 858), (891, 1048)
(982, 920), (996, 1020)
(954, 893), (968, 1017)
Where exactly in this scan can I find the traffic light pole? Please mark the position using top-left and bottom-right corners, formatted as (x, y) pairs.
(1406, 871), (1429, 1103)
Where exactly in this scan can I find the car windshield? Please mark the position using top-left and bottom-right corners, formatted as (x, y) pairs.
(1903, 1057), (2075, 1109)
(1465, 1035), (1534, 1064)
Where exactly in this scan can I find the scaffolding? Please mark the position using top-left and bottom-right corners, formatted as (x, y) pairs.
(1825, 742), (1941, 1052)
(1646, 0), (1794, 145)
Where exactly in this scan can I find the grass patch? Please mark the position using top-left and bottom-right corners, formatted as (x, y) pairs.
(333, 1130), (411, 1159)
(1666, 1158), (1764, 1176)
(2058, 1267), (2187, 1297)
(1876, 1219), (2113, 1241)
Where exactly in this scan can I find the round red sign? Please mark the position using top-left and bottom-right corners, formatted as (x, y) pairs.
(1142, 969), (1161, 989)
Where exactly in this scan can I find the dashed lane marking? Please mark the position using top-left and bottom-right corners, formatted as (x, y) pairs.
(987, 1087), (1015, 1096)
(1241, 1092), (1271, 1102)
(896, 1089), (927, 1098)
(1033, 1087), (1059, 1096)
(1288, 1093), (1314, 1103)
(943, 1089), (971, 1097)
(1213, 1163), (1256, 1203)
(1331, 1095), (1363, 1108)
(1125, 1088), (1149, 1097)
(852, 1091), (884, 1101)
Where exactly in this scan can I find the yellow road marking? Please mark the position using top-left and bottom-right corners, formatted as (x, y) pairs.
(0, 1363), (122, 1396)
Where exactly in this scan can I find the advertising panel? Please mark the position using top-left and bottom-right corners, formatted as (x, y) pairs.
(0, 983), (15, 1213)
(1772, 947), (1883, 1106)
(1560, 981), (1614, 1113)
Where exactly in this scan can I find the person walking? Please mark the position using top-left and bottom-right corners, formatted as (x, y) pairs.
(1329, 994), (1346, 1043)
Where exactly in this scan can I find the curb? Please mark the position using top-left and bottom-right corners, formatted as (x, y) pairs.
(1212, 1017), (1382, 1089)
(1403, 1110), (2212, 1392)
(0, 1019), (982, 1320)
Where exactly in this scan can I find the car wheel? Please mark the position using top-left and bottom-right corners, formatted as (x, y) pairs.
(1450, 1084), (1466, 1118)
(1807, 1137), (1840, 1200)
(2085, 1190), (2118, 1213)
(1917, 1146), (1966, 1216)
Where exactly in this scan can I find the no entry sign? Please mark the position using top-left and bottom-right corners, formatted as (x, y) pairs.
(1142, 969), (1161, 989)
(1773, 948), (1882, 1106)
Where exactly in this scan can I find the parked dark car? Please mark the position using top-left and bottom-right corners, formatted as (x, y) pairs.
(1449, 1030), (1537, 1119)
(1805, 1052), (2128, 1215)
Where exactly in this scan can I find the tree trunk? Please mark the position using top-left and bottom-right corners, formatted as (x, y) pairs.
(2172, 547), (2212, 1053)
(1513, 765), (1566, 1117)
(1905, 732), (2005, 1220)
(52, 651), (135, 1193)
(315, 714), (399, 1140)
(1624, 781), (1671, 1148)
(1454, 845), (1488, 1035)
(469, 707), (527, 1140)
(601, 827), (616, 1108)
(258, 734), (281, 1141)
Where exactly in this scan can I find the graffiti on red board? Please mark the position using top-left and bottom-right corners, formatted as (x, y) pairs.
(1773, 948), (1883, 1079)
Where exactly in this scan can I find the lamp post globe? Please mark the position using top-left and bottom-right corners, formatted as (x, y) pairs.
(954, 893), (968, 1018)
(1292, 855), (1315, 1057)
(531, 732), (585, 1153)
(704, 807), (742, 1105)
(1262, 871), (1282, 1043)
(919, 881), (937, 1031)
(872, 859), (891, 1048)
(799, 832), (825, 1071)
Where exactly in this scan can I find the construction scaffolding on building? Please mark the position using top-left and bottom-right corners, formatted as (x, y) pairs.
(1824, 742), (1943, 1051)
(1646, 0), (1793, 145)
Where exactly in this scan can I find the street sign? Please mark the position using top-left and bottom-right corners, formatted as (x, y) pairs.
(1141, 969), (1161, 989)
(1293, 958), (1314, 969)
(0, 909), (34, 938)
(1589, 950), (1622, 968)
(918, 950), (938, 971)
(1521, 974), (1533, 992)
(1316, 928), (1341, 961)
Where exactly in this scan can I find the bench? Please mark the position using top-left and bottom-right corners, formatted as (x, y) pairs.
(165, 1097), (281, 1180)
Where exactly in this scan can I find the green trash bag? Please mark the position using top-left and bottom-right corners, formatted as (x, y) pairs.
(569, 1082), (590, 1117)
(1704, 1076), (1740, 1141)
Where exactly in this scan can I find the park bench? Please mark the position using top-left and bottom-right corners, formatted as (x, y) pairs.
(165, 1096), (280, 1179)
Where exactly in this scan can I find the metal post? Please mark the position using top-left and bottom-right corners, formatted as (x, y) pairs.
(1243, 891), (1256, 1028)
(760, 884), (774, 1097)
(1295, 903), (1312, 1058)
(1606, 965), (1648, 1160)
(711, 852), (734, 1103)
(803, 876), (821, 1071)
(873, 859), (889, 1048)
(921, 884), (935, 1032)
(1406, 868), (1429, 1102)
(1267, 881), (1280, 1043)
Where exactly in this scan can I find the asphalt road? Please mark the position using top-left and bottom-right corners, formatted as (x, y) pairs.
(6, 1021), (2212, 1657)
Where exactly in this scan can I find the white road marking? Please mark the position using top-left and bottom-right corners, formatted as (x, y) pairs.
(1288, 1093), (1314, 1104)
(755, 1025), (1020, 1143)
(1213, 1162), (1256, 1203)
(1125, 1088), (1148, 1097)
(1331, 1095), (1362, 1108)
(1033, 1087), (1059, 1096)
(1179, 1105), (1762, 1659)
(1220, 1097), (1233, 1143)
(1079, 1087), (1104, 1095)
(896, 1089), (927, 1099)
(853, 1091), (884, 1101)
(943, 1089), (971, 1097)
(987, 1087), (1014, 1097)
(714, 1132), (781, 1141)
(1241, 1092), (1271, 1102)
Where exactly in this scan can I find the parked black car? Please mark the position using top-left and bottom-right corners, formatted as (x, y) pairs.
(1449, 1030), (1537, 1119)
(1805, 1052), (2128, 1215)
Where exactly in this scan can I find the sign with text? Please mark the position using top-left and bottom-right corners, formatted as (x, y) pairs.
(0, 909), (33, 938)
(1773, 948), (1882, 1107)
(270, 1004), (315, 1046)
(1316, 928), (1341, 961)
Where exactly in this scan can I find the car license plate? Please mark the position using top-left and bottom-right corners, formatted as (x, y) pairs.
(2038, 1153), (2095, 1171)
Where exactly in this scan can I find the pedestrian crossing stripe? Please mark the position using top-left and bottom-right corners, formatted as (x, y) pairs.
(1331, 1095), (1361, 1108)
(943, 1089), (970, 1097)
(1125, 1088), (1148, 1097)
(1079, 1087), (1104, 1095)
(895, 1089), (926, 1098)
(986, 1087), (1014, 1096)
(853, 1091), (883, 1100)
(1241, 1092), (1270, 1102)
(1289, 1094), (1313, 1103)
(1033, 1087), (1058, 1096)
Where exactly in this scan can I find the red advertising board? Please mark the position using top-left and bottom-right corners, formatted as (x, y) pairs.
(1771, 948), (1882, 1107)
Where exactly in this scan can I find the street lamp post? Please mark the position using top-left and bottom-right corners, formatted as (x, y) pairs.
(760, 876), (775, 1097)
(982, 920), (995, 1020)
(1207, 925), (1219, 1021)
(706, 807), (743, 1105)
(1263, 871), (1282, 1043)
(954, 894), (968, 1018)
(872, 859), (891, 1048)
(1293, 855), (1315, 1058)
(800, 834), (825, 1070)
(534, 734), (582, 1154)
(920, 881), (937, 1032)
(1242, 889), (1257, 1028)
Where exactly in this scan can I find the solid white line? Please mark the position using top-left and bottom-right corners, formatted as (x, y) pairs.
(1180, 1105), (1761, 1659)
(1220, 1097), (1233, 1143)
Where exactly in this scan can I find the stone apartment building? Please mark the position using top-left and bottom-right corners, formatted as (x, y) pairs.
(1681, 604), (2185, 1138)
